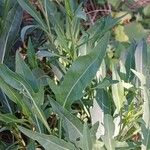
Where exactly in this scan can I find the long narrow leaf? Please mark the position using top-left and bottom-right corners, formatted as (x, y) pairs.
(0, 64), (51, 133)
(18, 126), (76, 150)
(111, 61), (126, 112)
(17, 0), (46, 30)
(0, 3), (22, 63)
(101, 114), (116, 150)
(133, 39), (150, 149)
(54, 32), (110, 108)
(0, 77), (30, 116)
(82, 123), (93, 150)
(49, 98), (83, 141)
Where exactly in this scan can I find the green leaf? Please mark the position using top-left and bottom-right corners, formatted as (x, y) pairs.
(81, 123), (93, 150)
(0, 3), (22, 63)
(16, 51), (44, 106)
(18, 126), (76, 150)
(93, 140), (105, 150)
(135, 39), (147, 75)
(101, 114), (116, 150)
(55, 32), (110, 108)
(90, 89), (112, 138)
(125, 42), (136, 82)
(143, 5), (150, 17)
(49, 98), (83, 141)
(131, 71), (150, 149)
(36, 50), (60, 58)
(44, 0), (68, 49)
(111, 61), (126, 112)
(0, 77), (30, 116)
(74, 3), (87, 21)
(96, 77), (118, 89)
(65, 0), (74, 20)
(90, 122), (99, 141)
(21, 25), (37, 42)
(27, 38), (38, 69)
(78, 16), (121, 54)
(0, 64), (34, 94)
(17, 0), (46, 30)
(133, 39), (148, 141)
(114, 25), (129, 42)
(0, 64), (50, 133)
(115, 141), (140, 150)
(113, 12), (131, 24)
(0, 113), (25, 124)
(107, 0), (121, 7)
(124, 22), (147, 42)
(131, 69), (146, 85)
(138, 81), (150, 149)
(15, 51), (39, 92)
(90, 98), (104, 139)
(47, 78), (59, 94)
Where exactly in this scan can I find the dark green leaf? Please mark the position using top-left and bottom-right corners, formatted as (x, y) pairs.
(55, 32), (110, 108)
(18, 126), (76, 150)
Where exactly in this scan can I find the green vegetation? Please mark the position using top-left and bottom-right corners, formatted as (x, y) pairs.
(0, 0), (150, 149)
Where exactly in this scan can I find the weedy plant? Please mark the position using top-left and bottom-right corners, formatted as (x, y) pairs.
(0, 0), (150, 150)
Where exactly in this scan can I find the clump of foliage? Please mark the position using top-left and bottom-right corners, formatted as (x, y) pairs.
(0, 0), (150, 150)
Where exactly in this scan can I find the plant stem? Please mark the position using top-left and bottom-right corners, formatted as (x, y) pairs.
(12, 127), (26, 150)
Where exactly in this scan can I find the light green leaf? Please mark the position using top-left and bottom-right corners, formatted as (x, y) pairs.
(143, 5), (150, 17)
(111, 61), (126, 112)
(101, 114), (116, 150)
(113, 12), (131, 24)
(131, 69), (146, 85)
(131, 39), (150, 149)
(142, 100), (150, 148)
(90, 89), (111, 139)
(134, 39), (147, 75)
(93, 140), (105, 150)
(114, 25), (129, 42)
(65, 0), (74, 19)
(133, 71), (150, 150)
